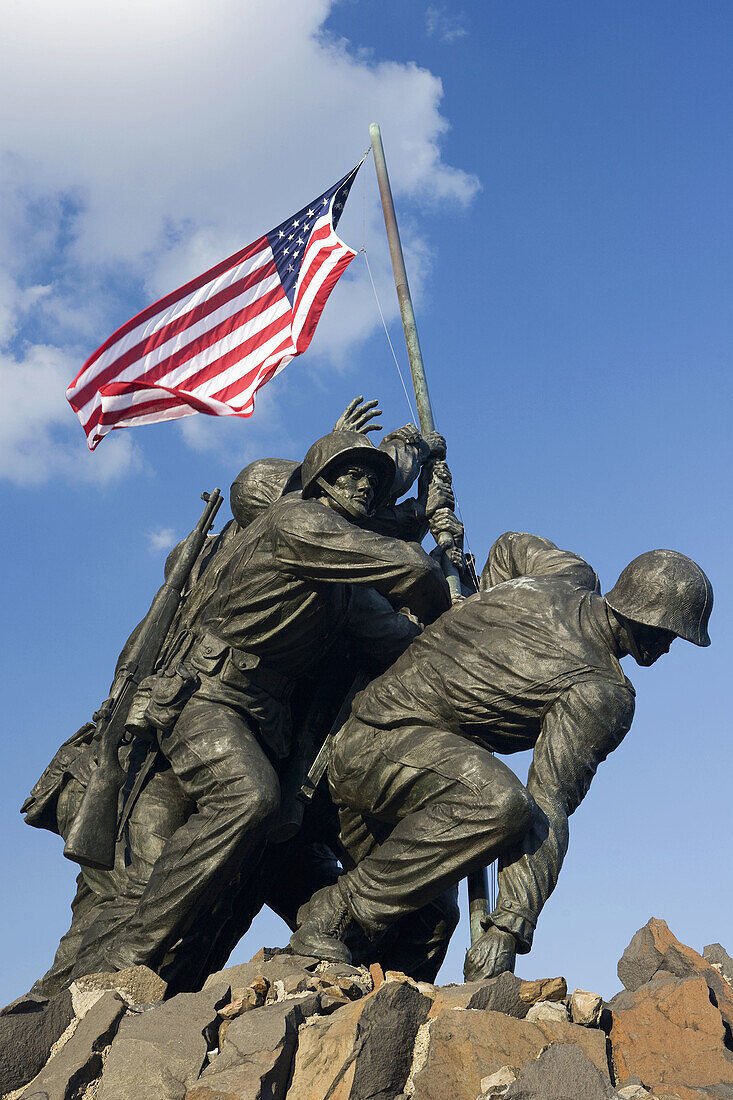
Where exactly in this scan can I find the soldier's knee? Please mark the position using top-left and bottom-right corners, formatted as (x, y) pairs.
(232, 778), (279, 831)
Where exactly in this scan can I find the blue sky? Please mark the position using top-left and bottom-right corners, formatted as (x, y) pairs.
(1, 0), (730, 1006)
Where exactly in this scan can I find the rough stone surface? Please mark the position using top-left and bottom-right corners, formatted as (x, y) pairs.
(290, 980), (431, 1100)
(18, 991), (125, 1100)
(409, 1006), (609, 1100)
(619, 919), (721, 993)
(525, 999), (569, 1024)
(71, 965), (167, 1007)
(570, 988), (604, 1027)
(503, 1042), (617, 1099)
(480, 1064), (521, 1094)
(203, 952), (320, 992)
(705, 944), (733, 986)
(518, 976), (567, 1004)
(610, 972), (733, 1100)
(95, 982), (230, 1100)
(427, 973), (527, 1020)
(188, 994), (321, 1100)
(0, 989), (74, 1095)
(468, 972), (528, 1018)
(7, 923), (732, 1100)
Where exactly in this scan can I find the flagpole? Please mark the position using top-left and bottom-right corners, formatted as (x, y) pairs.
(369, 122), (459, 597)
(368, 124), (437, 434)
(369, 122), (490, 950)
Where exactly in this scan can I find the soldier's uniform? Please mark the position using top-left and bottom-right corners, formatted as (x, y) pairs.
(26, 426), (451, 992)
(314, 533), (636, 955)
(84, 477), (449, 973)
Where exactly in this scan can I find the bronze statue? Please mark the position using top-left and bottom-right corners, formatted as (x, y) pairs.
(290, 533), (713, 980)
(24, 398), (459, 995)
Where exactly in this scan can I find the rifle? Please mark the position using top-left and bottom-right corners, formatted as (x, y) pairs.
(63, 488), (223, 870)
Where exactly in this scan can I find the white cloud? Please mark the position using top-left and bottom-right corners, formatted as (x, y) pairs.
(0, 340), (141, 486)
(147, 527), (177, 553)
(426, 5), (468, 44)
(0, 0), (479, 481)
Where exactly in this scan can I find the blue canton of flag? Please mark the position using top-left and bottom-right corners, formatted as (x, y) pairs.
(267, 166), (360, 305)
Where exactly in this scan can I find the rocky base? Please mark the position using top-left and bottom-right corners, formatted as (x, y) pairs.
(2, 920), (732, 1100)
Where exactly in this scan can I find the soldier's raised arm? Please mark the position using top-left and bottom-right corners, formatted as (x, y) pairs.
(273, 498), (450, 625)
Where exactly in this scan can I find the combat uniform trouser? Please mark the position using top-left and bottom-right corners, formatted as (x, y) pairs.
(32, 762), (192, 996)
(105, 695), (280, 971)
(328, 717), (534, 940)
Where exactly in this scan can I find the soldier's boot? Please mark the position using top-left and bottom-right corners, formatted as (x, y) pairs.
(289, 883), (354, 964)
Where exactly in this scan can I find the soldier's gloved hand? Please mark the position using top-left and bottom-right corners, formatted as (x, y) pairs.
(430, 507), (464, 549)
(334, 396), (382, 434)
(463, 927), (518, 982)
(423, 431), (447, 460)
(426, 476), (455, 517)
(381, 422), (433, 462)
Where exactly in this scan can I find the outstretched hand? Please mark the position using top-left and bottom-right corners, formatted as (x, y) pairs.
(464, 927), (518, 982)
(334, 396), (382, 434)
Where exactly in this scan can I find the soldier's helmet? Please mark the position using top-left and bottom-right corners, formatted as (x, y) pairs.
(604, 550), (713, 647)
(230, 458), (300, 528)
(300, 430), (396, 508)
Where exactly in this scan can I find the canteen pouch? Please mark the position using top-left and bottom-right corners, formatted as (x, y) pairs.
(126, 663), (200, 736)
(146, 664), (200, 733)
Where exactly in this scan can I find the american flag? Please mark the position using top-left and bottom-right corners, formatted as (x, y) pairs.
(67, 162), (363, 450)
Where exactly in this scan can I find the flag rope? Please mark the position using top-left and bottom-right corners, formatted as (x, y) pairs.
(361, 248), (417, 423)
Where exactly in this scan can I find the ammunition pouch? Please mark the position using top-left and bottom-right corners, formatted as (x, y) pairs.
(126, 628), (293, 740)
(189, 629), (292, 700)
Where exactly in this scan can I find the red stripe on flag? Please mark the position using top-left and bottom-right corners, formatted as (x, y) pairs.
(295, 251), (355, 354)
(68, 236), (269, 390)
(79, 285), (288, 427)
(69, 259), (278, 412)
(83, 313), (294, 435)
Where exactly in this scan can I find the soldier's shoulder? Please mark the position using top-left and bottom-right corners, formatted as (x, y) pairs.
(270, 493), (334, 530)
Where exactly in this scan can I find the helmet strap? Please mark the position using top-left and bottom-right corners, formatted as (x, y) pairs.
(314, 476), (367, 520)
(614, 612), (645, 663)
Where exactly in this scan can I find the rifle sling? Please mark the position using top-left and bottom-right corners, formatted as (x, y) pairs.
(116, 741), (159, 841)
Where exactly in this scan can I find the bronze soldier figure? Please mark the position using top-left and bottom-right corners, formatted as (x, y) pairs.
(290, 534), (712, 980)
(66, 429), (449, 977)
(24, 399), (457, 995)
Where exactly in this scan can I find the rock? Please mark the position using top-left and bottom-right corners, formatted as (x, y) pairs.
(479, 1064), (521, 1095)
(518, 976), (567, 1004)
(369, 962), (385, 990)
(18, 991), (125, 1100)
(614, 919), (733, 1036)
(0, 989), (74, 1095)
(609, 972), (733, 1100)
(216, 985), (271, 1047)
(570, 988), (604, 1027)
(704, 943), (733, 985)
(525, 999), (569, 1024)
(409, 1006), (610, 1100)
(95, 981), (230, 1100)
(502, 1042), (617, 1099)
(188, 994), (322, 1100)
(468, 972), (528, 1018)
(70, 965), (167, 1007)
(288, 979), (431, 1099)
(0, 993), (49, 1017)
(427, 973), (527, 1020)
(203, 953), (320, 992)
(617, 1086), (652, 1099)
